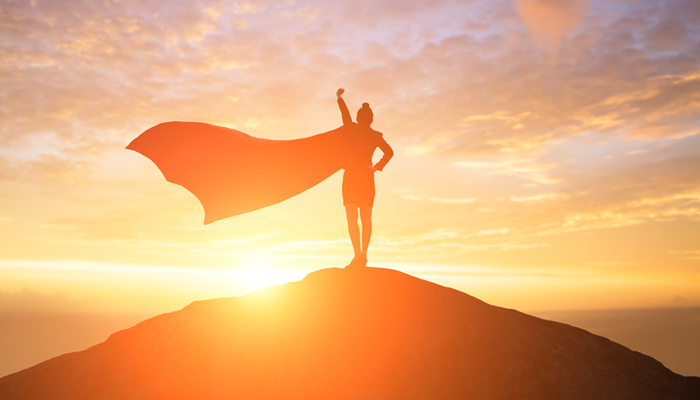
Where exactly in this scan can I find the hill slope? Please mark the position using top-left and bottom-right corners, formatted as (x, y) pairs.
(1, 267), (698, 399)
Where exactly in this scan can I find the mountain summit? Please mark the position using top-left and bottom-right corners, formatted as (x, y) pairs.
(1, 267), (698, 399)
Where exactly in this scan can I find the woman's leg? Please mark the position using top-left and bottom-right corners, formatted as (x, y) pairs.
(345, 205), (361, 260)
(359, 206), (373, 264)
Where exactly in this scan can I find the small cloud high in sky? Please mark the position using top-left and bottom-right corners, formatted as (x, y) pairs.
(1, 0), (699, 314)
(517, 0), (590, 47)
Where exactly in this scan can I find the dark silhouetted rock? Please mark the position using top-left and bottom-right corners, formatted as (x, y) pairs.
(1, 267), (698, 399)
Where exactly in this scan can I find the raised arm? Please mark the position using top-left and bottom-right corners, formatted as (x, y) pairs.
(336, 88), (353, 126)
(373, 137), (394, 172)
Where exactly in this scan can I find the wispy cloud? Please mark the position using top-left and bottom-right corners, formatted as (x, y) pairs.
(517, 0), (590, 48)
(453, 160), (560, 185)
(668, 250), (700, 261)
(510, 193), (565, 202)
(401, 194), (477, 204)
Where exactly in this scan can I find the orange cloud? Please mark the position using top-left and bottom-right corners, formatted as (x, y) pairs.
(517, 0), (590, 47)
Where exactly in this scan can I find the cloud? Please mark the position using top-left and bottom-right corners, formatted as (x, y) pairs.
(668, 250), (700, 261)
(516, 0), (590, 48)
(0, 288), (84, 313)
(2, 0), (698, 160)
(510, 193), (565, 202)
(476, 228), (511, 236)
(401, 194), (477, 204)
(453, 160), (560, 185)
(0, 155), (89, 183)
(1, 0), (700, 280)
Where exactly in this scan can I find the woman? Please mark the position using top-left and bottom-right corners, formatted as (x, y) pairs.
(336, 88), (394, 268)
(128, 90), (393, 245)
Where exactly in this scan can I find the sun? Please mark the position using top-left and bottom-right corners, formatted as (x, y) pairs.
(237, 261), (307, 294)
(241, 267), (279, 292)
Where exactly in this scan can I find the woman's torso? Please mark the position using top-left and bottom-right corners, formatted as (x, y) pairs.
(343, 125), (382, 171)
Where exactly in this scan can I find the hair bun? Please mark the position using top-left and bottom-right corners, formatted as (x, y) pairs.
(357, 103), (374, 125)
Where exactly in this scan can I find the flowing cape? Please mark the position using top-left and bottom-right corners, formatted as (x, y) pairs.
(127, 121), (347, 224)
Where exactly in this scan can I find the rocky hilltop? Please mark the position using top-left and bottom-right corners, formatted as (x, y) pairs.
(1, 267), (698, 399)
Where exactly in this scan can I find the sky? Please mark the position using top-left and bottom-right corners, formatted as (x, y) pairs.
(1, 0), (699, 315)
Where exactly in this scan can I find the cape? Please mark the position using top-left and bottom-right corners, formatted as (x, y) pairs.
(127, 121), (348, 224)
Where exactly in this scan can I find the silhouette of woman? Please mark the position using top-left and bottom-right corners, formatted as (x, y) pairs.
(336, 88), (393, 268)
(127, 90), (393, 269)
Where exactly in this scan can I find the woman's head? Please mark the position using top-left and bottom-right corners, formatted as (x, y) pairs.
(356, 103), (373, 126)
